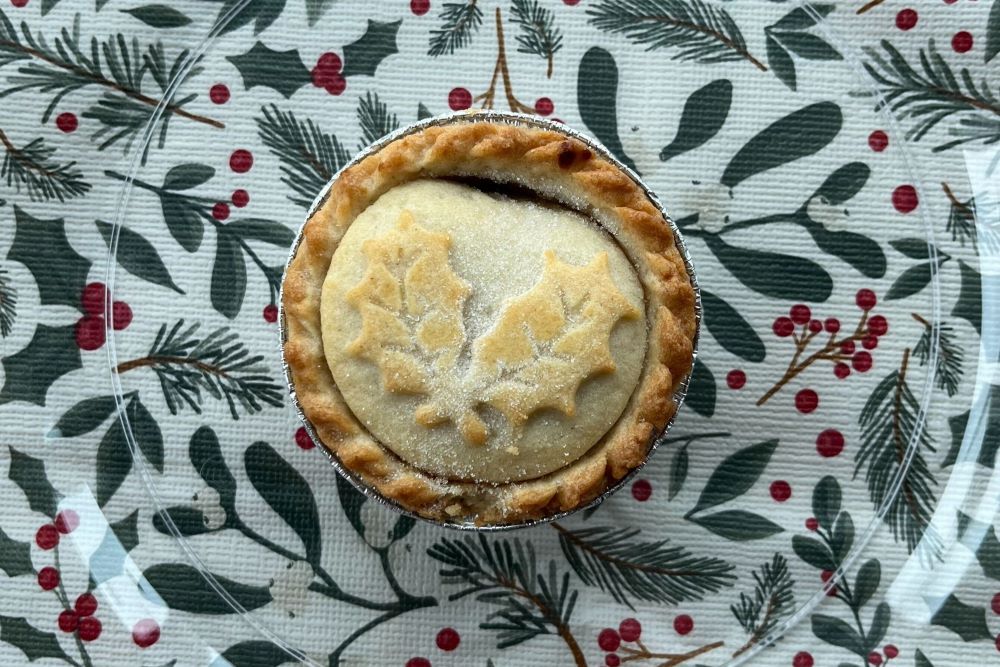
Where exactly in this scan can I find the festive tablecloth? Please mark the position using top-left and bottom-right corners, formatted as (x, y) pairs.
(1, 1), (998, 665)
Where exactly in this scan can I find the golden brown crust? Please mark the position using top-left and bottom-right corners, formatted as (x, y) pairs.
(283, 117), (696, 526)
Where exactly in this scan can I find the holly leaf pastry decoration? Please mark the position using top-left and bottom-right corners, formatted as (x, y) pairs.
(345, 213), (640, 447)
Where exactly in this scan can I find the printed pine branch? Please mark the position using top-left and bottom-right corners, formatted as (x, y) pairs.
(553, 523), (736, 609)
(429, 0), (483, 57)
(257, 104), (349, 209)
(911, 313), (963, 398)
(474, 8), (534, 114)
(863, 39), (1000, 150)
(510, 0), (563, 78)
(0, 128), (90, 201)
(731, 553), (794, 657)
(428, 535), (586, 665)
(0, 10), (220, 161)
(0, 265), (16, 337)
(857, 348), (939, 554)
(587, 0), (766, 71)
(357, 91), (399, 150)
(115, 320), (284, 419)
(942, 182), (978, 251)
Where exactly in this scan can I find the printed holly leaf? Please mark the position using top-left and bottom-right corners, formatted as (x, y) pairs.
(90, 510), (140, 585)
(7, 447), (61, 517)
(929, 594), (992, 641)
(944, 384), (1000, 468)
(577, 47), (638, 173)
(214, 0), (286, 35)
(472, 250), (641, 432)
(0, 324), (81, 406)
(952, 260), (982, 334)
(227, 42), (312, 99)
(0, 526), (33, 577)
(0, 616), (73, 663)
(957, 512), (1000, 581)
(345, 213), (476, 440)
(685, 357), (716, 418)
(342, 20), (401, 78)
(7, 207), (91, 310)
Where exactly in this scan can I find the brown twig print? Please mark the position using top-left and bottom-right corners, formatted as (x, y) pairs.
(856, 0), (887, 15)
(618, 638), (724, 666)
(475, 8), (534, 113)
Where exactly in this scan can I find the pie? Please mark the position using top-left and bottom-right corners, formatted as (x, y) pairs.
(282, 115), (697, 526)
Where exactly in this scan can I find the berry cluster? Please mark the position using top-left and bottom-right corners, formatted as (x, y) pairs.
(75, 283), (132, 350)
(597, 617), (698, 666)
(311, 52), (346, 96)
(58, 593), (102, 642)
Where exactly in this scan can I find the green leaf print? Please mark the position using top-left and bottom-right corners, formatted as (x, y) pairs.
(7, 207), (91, 310)
(121, 5), (192, 28)
(689, 439), (778, 514)
(690, 511), (783, 541)
(216, 641), (298, 666)
(342, 20), (401, 78)
(700, 289), (765, 363)
(211, 229), (248, 320)
(7, 447), (61, 517)
(0, 616), (73, 663)
(685, 357), (716, 418)
(96, 220), (184, 294)
(702, 234), (833, 302)
(190, 426), (237, 510)
(143, 563), (273, 614)
(0, 526), (33, 577)
(227, 42), (312, 99)
(0, 324), (82, 406)
(577, 47), (637, 174)
(659, 79), (732, 162)
(49, 394), (119, 439)
(929, 594), (992, 642)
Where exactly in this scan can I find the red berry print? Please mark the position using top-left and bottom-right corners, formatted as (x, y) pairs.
(892, 185), (918, 213)
(773, 316), (794, 337)
(111, 301), (132, 331)
(790, 304), (811, 325)
(992, 592), (1000, 614)
(75, 316), (105, 351)
(311, 66), (339, 89)
(448, 87), (472, 111)
(317, 52), (343, 72)
(996, 635), (1000, 653)
(631, 479), (651, 502)
(726, 369), (746, 390)
(883, 644), (899, 659)
(410, 0), (430, 15)
(75, 593), (98, 616)
(534, 97), (554, 116)
(853, 351), (873, 373)
(232, 189), (250, 208)
(10, 0), (29, 7)
(820, 569), (834, 583)
(229, 149), (253, 173)
(816, 429), (845, 458)
(132, 618), (160, 648)
(37, 566), (59, 590)
(325, 74), (347, 96)
(55, 510), (79, 534)
(56, 112), (78, 133)
(406, 660), (431, 667)
(840, 339), (856, 355)
(605, 655), (620, 667)
(805, 517), (819, 531)
(868, 651), (883, 666)
(598, 628), (621, 652)
(808, 319), (822, 334)
(895, 8), (918, 31)
(770, 480), (792, 502)
(868, 314), (888, 336)
(795, 389), (818, 414)
(619, 618), (641, 642)
(834, 362), (851, 379)
(952, 31), (973, 53)
(263, 304), (278, 323)
(58, 610), (78, 633)
(862, 335), (878, 350)
(563, 0), (580, 4)
(81, 282), (107, 316)
(868, 130), (889, 152)
(212, 202), (230, 221)
(78, 616), (101, 642)
(209, 83), (230, 104)
(673, 614), (693, 635)
(856, 289), (877, 311)
(295, 426), (315, 450)
(824, 317), (840, 334)
(435, 628), (460, 652)
(793, 652), (814, 667)
(36, 524), (59, 550)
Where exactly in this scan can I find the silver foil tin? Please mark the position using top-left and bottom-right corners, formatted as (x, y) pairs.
(279, 111), (702, 531)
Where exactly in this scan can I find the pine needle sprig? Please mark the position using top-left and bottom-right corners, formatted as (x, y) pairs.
(863, 39), (1000, 150)
(0, 10), (218, 161)
(429, 1), (483, 57)
(856, 349), (939, 554)
(942, 182), (978, 251)
(357, 91), (399, 150)
(115, 320), (284, 419)
(256, 104), (350, 209)
(912, 314), (963, 398)
(0, 265), (16, 337)
(510, 0), (563, 78)
(0, 129), (90, 201)
(731, 553), (794, 657)
(586, 0), (766, 70)
(553, 523), (736, 609)
(428, 535), (580, 652)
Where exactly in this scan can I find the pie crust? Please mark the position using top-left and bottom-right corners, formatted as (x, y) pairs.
(282, 116), (697, 526)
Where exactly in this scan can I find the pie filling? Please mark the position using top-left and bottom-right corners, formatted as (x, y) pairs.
(320, 179), (648, 484)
